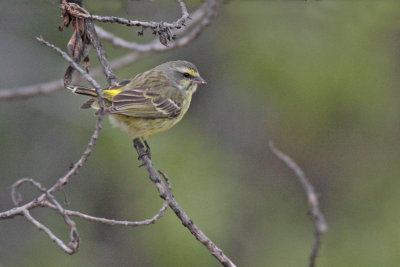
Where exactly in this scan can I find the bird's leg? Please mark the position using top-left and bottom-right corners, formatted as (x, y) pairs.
(133, 138), (146, 161)
(134, 138), (152, 163)
(143, 139), (152, 159)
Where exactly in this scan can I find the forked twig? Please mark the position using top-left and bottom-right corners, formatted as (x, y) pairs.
(0, 39), (168, 251)
(63, 0), (190, 30)
(23, 209), (77, 254)
(0, 0), (217, 101)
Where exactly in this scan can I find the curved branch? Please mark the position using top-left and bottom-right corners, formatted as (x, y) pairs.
(23, 209), (77, 254)
(44, 200), (169, 227)
(37, 37), (105, 191)
(269, 141), (327, 267)
(0, 39), (105, 253)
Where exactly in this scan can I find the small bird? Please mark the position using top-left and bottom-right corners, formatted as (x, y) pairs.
(66, 60), (206, 157)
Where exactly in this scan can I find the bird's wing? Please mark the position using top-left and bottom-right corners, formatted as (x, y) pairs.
(108, 86), (182, 119)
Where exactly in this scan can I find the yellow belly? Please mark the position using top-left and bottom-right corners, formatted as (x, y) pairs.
(109, 115), (182, 139)
(108, 97), (191, 139)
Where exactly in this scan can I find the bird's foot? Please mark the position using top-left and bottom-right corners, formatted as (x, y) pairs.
(137, 140), (151, 162)
(143, 140), (152, 159)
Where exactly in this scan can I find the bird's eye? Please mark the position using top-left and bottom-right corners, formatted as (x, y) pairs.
(183, 72), (192, 78)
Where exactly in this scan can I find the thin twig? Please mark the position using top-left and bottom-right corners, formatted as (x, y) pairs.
(36, 37), (101, 90)
(86, 20), (118, 85)
(0, 79), (64, 100)
(11, 178), (47, 205)
(268, 141), (327, 267)
(65, 1), (190, 30)
(42, 192), (80, 251)
(0, 39), (105, 253)
(23, 209), (76, 254)
(0, 54), (137, 101)
(0, 1), (216, 101)
(36, 37), (105, 194)
(95, 0), (215, 52)
(44, 201), (169, 227)
(133, 139), (236, 267)
(177, 0), (190, 20)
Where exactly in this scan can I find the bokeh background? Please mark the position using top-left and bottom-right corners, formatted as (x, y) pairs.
(1, 1), (400, 266)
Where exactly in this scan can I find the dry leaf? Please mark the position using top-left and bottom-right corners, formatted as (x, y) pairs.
(59, 0), (92, 85)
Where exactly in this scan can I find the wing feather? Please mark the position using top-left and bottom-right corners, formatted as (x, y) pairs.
(108, 86), (182, 118)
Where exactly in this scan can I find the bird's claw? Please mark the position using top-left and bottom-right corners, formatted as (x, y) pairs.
(137, 140), (151, 166)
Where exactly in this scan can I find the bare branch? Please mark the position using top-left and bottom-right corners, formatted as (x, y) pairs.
(0, 39), (106, 253)
(61, 0), (192, 47)
(0, 1), (216, 101)
(22, 209), (77, 254)
(11, 178), (47, 205)
(0, 80), (63, 100)
(64, 0), (190, 30)
(0, 55), (133, 101)
(177, 0), (190, 20)
(41, 191), (80, 251)
(36, 37), (101, 90)
(133, 139), (236, 267)
(268, 141), (327, 267)
(95, 0), (216, 52)
(35, 38), (105, 197)
(86, 20), (118, 85)
(44, 200), (169, 227)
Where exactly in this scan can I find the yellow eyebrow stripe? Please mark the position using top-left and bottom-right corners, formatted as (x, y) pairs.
(177, 67), (198, 76)
(186, 69), (197, 76)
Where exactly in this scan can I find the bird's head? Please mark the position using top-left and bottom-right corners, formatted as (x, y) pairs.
(160, 60), (206, 94)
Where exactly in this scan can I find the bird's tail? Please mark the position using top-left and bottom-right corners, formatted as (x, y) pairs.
(66, 85), (99, 109)
(65, 85), (98, 97)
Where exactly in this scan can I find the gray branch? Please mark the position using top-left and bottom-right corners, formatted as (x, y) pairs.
(86, 20), (118, 85)
(133, 139), (236, 267)
(0, 0), (216, 101)
(23, 209), (77, 254)
(65, 0), (190, 30)
(269, 141), (328, 267)
(44, 201), (169, 227)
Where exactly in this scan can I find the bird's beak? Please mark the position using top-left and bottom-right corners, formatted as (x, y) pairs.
(193, 76), (207, 85)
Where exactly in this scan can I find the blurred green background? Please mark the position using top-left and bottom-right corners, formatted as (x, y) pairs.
(1, 0), (400, 266)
